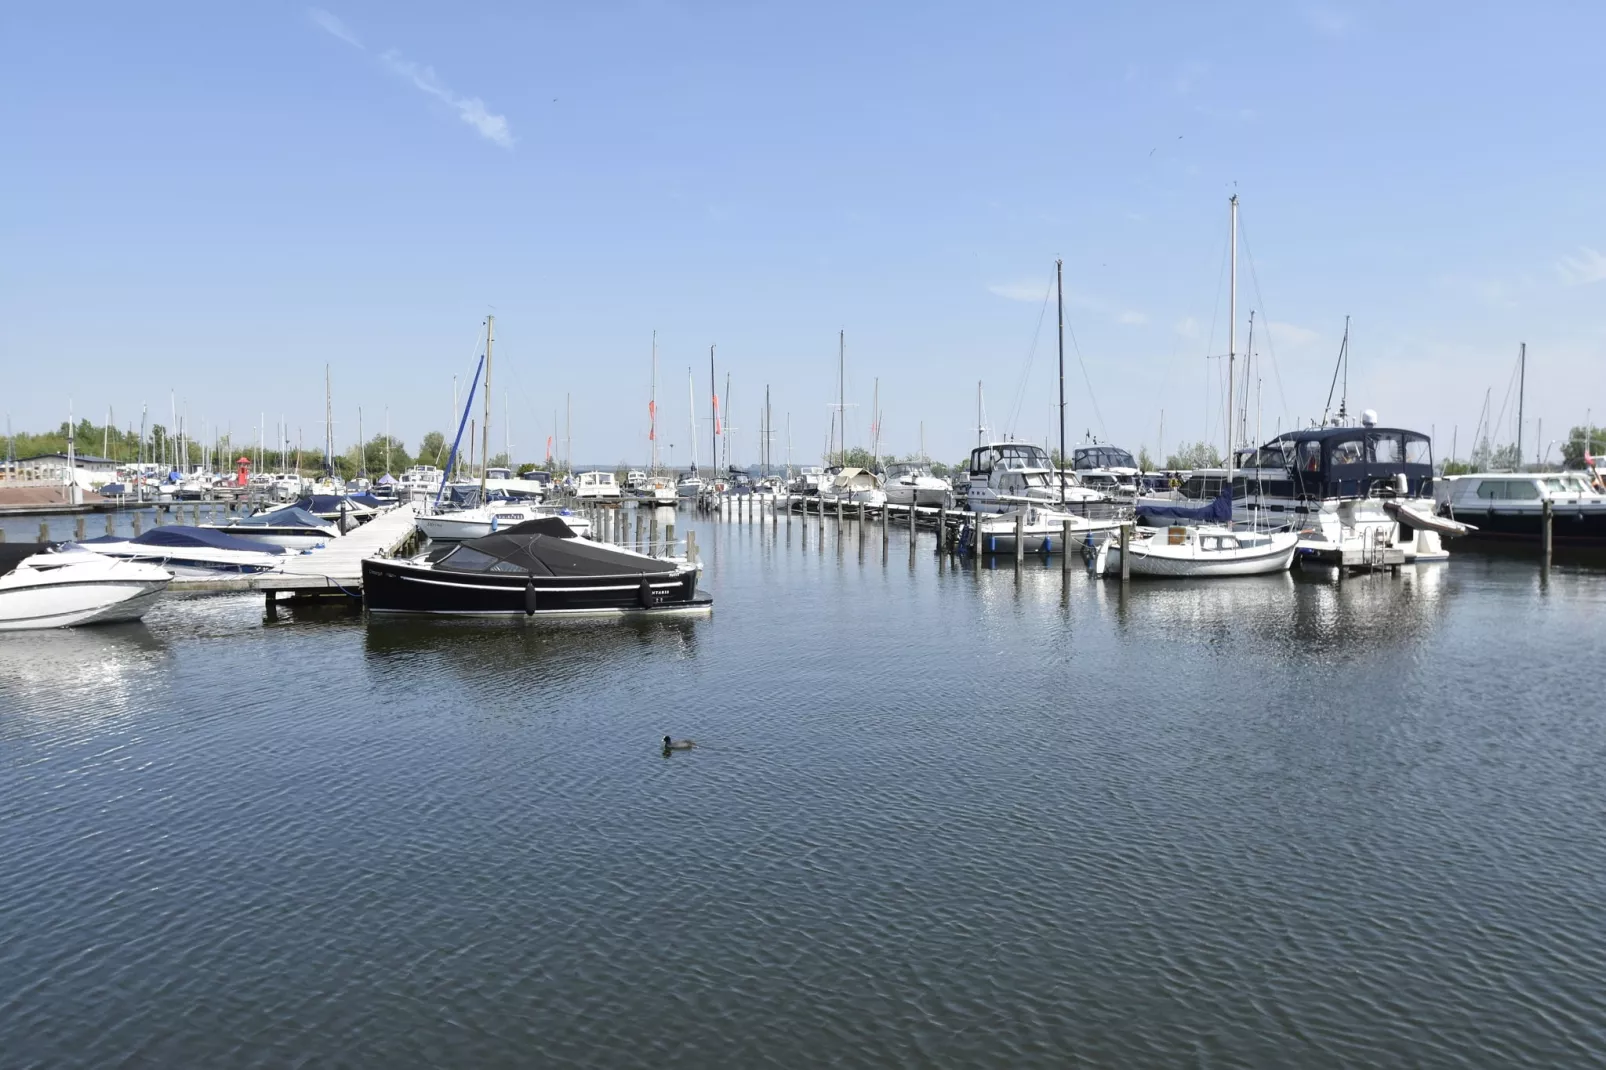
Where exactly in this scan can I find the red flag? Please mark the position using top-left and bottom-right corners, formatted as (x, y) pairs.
(713, 393), (721, 435)
(545, 435), (553, 461)
(648, 400), (656, 440)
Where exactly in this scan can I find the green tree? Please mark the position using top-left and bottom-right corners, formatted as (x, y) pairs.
(364, 434), (412, 476)
(1136, 446), (1155, 471)
(1562, 425), (1606, 468)
(418, 431), (447, 465)
(1165, 441), (1223, 470)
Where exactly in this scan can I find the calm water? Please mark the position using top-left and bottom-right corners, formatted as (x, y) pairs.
(2, 508), (1604, 1068)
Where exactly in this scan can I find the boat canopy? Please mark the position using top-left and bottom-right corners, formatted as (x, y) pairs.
(436, 521), (677, 577)
(234, 506), (331, 529)
(85, 526), (286, 554)
(1137, 487), (1233, 524)
(1073, 445), (1137, 471)
(1268, 426), (1433, 498)
(970, 443), (1051, 475)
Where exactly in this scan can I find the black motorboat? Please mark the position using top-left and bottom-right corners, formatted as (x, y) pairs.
(361, 517), (710, 617)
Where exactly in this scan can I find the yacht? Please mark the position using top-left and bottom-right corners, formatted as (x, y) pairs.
(76, 526), (287, 579)
(819, 467), (887, 506)
(204, 505), (339, 550)
(883, 462), (952, 508)
(0, 545), (171, 631)
(481, 467), (547, 501)
(789, 466), (826, 496)
(362, 517), (709, 617)
(1434, 471), (1606, 546)
(417, 501), (593, 542)
(966, 442), (1103, 514)
(1071, 443), (1141, 499)
(676, 473), (704, 500)
(397, 465), (444, 502)
(641, 474), (679, 505)
(574, 471), (622, 502)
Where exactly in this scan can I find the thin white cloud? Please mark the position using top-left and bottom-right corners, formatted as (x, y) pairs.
(1558, 247), (1606, 286)
(309, 7), (363, 49)
(1303, 4), (1352, 37)
(1117, 310), (1148, 326)
(380, 50), (514, 149)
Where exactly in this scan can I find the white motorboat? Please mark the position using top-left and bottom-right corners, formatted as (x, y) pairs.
(0, 545), (171, 631)
(480, 467), (547, 501)
(789, 466), (826, 496)
(1434, 471), (1606, 547)
(966, 442), (1104, 514)
(884, 462), (952, 508)
(417, 502), (593, 542)
(972, 505), (1124, 554)
(1071, 443), (1142, 499)
(819, 467), (887, 506)
(203, 505), (339, 550)
(641, 475), (679, 505)
(397, 464), (444, 502)
(1088, 524), (1299, 577)
(76, 526), (287, 579)
(676, 474), (704, 499)
(575, 471), (622, 501)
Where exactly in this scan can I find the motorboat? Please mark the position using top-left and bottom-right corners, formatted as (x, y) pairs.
(397, 465), (444, 502)
(971, 504), (1123, 554)
(481, 468), (547, 501)
(416, 501), (593, 542)
(362, 517), (710, 618)
(76, 526), (287, 579)
(294, 493), (383, 530)
(641, 475), (679, 505)
(789, 466), (826, 496)
(0, 545), (171, 631)
(819, 467), (887, 506)
(203, 505), (339, 550)
(574, 471), (622, 502)
(1434, 470), (1606, 547)
(966, 442), (1103, 514)
(1088, 524), (1299, 578)
(1071, 443), (1141, 499)
(625, 470), (649, 494)
(677, 473), (704, 499)
(883, 462), (952, 508)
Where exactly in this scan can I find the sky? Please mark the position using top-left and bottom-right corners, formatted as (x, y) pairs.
(3, 1), (1604, 470)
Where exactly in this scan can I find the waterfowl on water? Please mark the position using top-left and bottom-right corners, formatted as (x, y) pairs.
(662, 735), (695, 751)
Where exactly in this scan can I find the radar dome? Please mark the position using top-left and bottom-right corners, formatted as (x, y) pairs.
(1361, 409), (1379, 427)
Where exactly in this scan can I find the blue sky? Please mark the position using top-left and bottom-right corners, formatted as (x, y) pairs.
(3, 1), (1603, 469)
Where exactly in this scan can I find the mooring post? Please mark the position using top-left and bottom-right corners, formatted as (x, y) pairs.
(133, 512), (143, 535)
(38, 521), (49, 544)
(882, 503), (890, 549)
(650, 513), (659, 556)
(836, 496), (844, 525)
(74, 517), (85, 541)
(1014, 512), (1025, 565)
(105, 513), (114, 536)
(264, 591), (277, 621)
(858, 500), (865, 525)
(1119, 522), (1131, 581)
(910, 501), (917, 543)
(937, 503), (948, 554)
(1542, 498), (1553, 571)
(665, 521), (675, 558)
(635, 512), (644, 553)
(1063, 519), (1074, 572)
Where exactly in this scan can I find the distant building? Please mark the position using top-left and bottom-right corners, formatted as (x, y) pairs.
(13, 453), (119, 487)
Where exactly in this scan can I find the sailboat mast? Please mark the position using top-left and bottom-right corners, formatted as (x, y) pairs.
(650, 331), (659, 471)
(325, 366), (333, 477)
(723, 373), (732, 470)
(687, 368), (698, 472)
(358, 407), (364, 478)
(765, 385), (771, 477)
(871, 377), (879, 469)
(1516, 342), (1526, 469)
(480, 315), (493, 495)
(1056, 258), (1066, 497)
(1227, 194), (1237, 489)
(709, 346), (717, 477)
(839, 329), (845, 466)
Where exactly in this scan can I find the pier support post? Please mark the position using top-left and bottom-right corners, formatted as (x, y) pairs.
(133, 512), (143, 535)
(1014, 512), (1025, 565)
(1542, 498), (1553, 572)
(38, 521), (49, 544)
(75, 517), (86, 541)
(836, 497), (843, 525)
(1063, 519), (1074, 572)
(687, 530), (698, 565)
(938, 503), (947, 554)
(650, 514), (659, 556)
(665, 521), (675, 558)
(858, 501), (865, 525)
(105, 513), (115, 536)
(1119, 522), (1131, 581)
(882, 503), (890, 550)
(910, 502), (918, 542)
(264, 591), (277, 621)
(636, 512), (645, 553)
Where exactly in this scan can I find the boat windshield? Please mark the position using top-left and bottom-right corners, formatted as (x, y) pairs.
(1072, 446), (1136, 470)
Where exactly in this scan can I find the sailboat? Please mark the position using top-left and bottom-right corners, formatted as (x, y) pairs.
(1089, 197), (1298, 578)
(677, 366), (703, 499)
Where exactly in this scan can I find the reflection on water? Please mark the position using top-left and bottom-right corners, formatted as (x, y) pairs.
(2, 514), (1605, 1068)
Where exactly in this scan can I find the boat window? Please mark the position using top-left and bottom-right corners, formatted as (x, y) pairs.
(1508, 480), (1540, 500)
(1328, 438), (1364, 467)
(490, 559), (528, 573)
(971, 449), (994, 474)
(1543, 477), (1569, 493)
(1475, 480), (1507, 499)
(1021, 472), (1049, 487)
(1297, 441), (1322, 472)
(1404, 434), (1432, 466)
(1368, 433), (1403, 464)
(441, 547), (500, 571)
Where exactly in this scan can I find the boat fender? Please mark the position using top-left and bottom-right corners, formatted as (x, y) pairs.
(638, 574), (654, 609)
(524, 580), (538, 616)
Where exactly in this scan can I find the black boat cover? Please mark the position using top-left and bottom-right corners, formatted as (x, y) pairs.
(437, 522), (676, 577)
(232, 506), (329, 529)
(82, 526), (286, 554)
(0, 543), (40, 578)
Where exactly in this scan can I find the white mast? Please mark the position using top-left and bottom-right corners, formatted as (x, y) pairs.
(687, 369), (698, 473)
(480, 315), (494, 495)
(1227, 194), (1237, 493)
(650, 330), (659, 471)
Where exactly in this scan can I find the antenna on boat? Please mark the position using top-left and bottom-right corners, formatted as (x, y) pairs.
(1321, 316), (1350, 427)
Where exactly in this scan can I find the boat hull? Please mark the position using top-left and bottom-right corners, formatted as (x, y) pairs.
(0, 568), (170, 631)
(1094, 534), (1299, 577)
(361, 558), (706, 616)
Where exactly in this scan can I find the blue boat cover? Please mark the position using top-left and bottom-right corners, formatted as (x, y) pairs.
(233, 506), (330, 529)
(83, 525), (285, 554)
(294, 494), (372, 514)
(1136, 486), (1233, 524)
(348, 493), (382, 507)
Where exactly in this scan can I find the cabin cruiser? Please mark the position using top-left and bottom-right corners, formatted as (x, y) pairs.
(1071, 444), (1141, 499)
(574, 470), (622, 502)
(479, 467), (547, 501)
(416, 501), (592, 542)
(677, 472), (704, 499)
(966, 442), (1103, 514)
(397, 465), (444, 502)
(883, 462), (953, 508)
(818, 467), (887, 506)
(640, 474), (679, 505)
(76, 526), (287, 579)
(625, 470), (649, 494)
(0, 545), (171, 631)
(1435, 471), (1606, 547)
(362, 517), (710, 618)
(204, 505), (338, 549)
(788, 466), (826, 497)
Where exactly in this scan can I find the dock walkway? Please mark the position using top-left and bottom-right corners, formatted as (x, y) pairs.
(169, 504), (419, 595)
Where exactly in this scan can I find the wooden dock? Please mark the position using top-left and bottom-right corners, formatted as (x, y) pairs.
(169, 504), (420, 598)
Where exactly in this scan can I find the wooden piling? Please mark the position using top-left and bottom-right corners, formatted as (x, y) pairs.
(937, 503), (948, 554)
(1014, 512), (1025, 565)
(836, 497), (844, 525)
(1542, 498), (1553, 570)
(133, 512), (143, 535)
(1062, 519), (1074, 572)
(635, 512), (645, 553)
(910, 501), (917, 542)
(75, 517), (86, 541)
(1119, 522), (1131, 581)
(105, 513), (115, 536)
(38, 521), (49, 544)
(650, 513), (660, 556)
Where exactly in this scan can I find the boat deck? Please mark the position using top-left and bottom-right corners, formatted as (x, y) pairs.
(169, 504), (419, 595)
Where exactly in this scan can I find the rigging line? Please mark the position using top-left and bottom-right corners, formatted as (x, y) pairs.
(1004, 267), (1056, 438)
(1233, 216), (1291, 425)
(1201, 227), (1228, 446)
(1490, 348), (1522, 453)
(1064, 317), (1107, 442)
